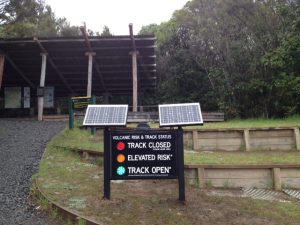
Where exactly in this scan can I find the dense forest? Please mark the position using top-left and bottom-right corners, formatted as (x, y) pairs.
(140, 0), (300, 118)
(0, 0), (299, 118)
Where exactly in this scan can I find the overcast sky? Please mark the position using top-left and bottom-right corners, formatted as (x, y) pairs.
(45, 0), (188, 35)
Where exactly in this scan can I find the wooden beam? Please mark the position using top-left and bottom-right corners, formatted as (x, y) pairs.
(129, 24), (139, 112)
(132, 51), (138, 112)
(0, 36), (155, 44)
(2, 53), (35, 88)
(80, 27), (107, 92)
(0, 55), (4, 90)
(129, 23), (137, 52)
(34, 37), (74, 94)
(80, 26), (92, 51)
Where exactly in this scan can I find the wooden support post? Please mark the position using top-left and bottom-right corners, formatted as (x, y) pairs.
(273, 168), (281, 191)
(38, 53), (47, 121)
(193, 130), (198, 150)
(197, 168), (205, 188)
(86, 52), (95, 97)
(244, 129), (251, 151)
(0, 55), (4, 90)
(294, 128), (300, 151)
(132, 51), (138, 112)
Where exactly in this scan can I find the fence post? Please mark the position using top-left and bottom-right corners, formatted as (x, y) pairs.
(244, 129), (251, 151)
(294, 128), (300, 151)
(193, 130), (198, 151)
(197, 168), (205, 188)
(273, 168), (281, 191)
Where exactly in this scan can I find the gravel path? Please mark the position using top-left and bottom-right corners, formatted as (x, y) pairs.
(0, 119), (66, 225)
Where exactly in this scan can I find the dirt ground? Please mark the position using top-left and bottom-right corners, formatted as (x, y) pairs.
(37, 147), (300, 225)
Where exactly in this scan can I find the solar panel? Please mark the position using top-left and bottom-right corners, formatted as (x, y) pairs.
(83, 105), (128, 127)
(159, 103), (203, 127)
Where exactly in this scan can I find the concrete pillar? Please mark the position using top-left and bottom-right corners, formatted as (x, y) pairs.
(0, 55), (4, 90)
(86, 53), (94, 97)
(38, 53), (47, 121)
(132, 51), (138, 112)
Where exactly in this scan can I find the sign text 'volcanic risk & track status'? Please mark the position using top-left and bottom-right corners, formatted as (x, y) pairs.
(110, 131), (178, 180)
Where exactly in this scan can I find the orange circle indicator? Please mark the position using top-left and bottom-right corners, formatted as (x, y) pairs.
(117, 154), (126, 163)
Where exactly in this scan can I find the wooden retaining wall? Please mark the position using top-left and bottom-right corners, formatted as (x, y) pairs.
(185, 165), (300, 190)
(184, 127), (300, 151)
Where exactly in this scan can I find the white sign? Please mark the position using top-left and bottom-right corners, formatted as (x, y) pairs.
(44, 87), (54, 108)
(23, 87), (30, 108)
(5, 87), (21, 109)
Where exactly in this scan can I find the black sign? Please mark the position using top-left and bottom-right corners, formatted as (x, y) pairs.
(110, 130), (178, 180)
(36, 87), (44, 97)
(72, 97), (92, 109)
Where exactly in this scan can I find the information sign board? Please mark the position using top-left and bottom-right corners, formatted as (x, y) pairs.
(23, 87), (30, 108)
(110, 130), (178, 180)
(5, 87), (21, 109)
(72, 96), (92, 110)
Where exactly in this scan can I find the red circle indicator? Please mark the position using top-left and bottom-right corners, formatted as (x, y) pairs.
(117, 142), (125, 151)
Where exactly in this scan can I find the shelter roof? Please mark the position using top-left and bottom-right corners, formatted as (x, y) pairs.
(0, 35), (156, 97)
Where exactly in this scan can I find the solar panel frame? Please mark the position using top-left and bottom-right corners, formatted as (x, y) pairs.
(159, 103), (203, 127)
(83, 104), (128, 127)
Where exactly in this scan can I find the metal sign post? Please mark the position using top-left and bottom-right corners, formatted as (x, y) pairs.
(103, 127), (111, 199)
(177, 127), (185, 202)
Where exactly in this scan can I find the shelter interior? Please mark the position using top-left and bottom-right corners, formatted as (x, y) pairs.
(0, 29), (156, 118)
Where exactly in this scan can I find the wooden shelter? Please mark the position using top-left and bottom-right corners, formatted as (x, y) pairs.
(0, 26), (156, 119)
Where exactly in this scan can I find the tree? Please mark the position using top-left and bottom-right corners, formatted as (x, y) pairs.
(56, 17), (81, 36)
(140, 0), (300, 117)
(139, 23), (159, 35)
(0, 0), (88, 38)
(100, 25), (112, 36)
(0, 0), (58, 37)
(0, 0), (10, 24)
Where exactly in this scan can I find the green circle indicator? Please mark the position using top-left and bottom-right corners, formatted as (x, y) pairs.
(117, 166), (126, 176)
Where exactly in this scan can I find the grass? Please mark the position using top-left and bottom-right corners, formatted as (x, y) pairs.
(185, 151), (300, 165)
(188, 115), (300, 129)
(127, 115), (300, 129)
(34, 117), (300, 224)
(36, 136), (300, 225)
(50, 127), (103, 152)
(52, 126), (300, 165)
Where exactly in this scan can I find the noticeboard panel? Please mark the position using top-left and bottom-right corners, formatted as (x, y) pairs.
(72, 96), (92, 110)
(110, 130), (178, 180)
(4, 87), (21, 109)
